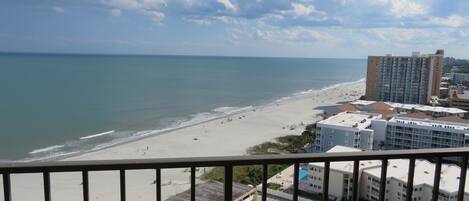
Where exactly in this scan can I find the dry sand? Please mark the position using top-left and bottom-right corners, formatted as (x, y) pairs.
(3, 80), (365, 201)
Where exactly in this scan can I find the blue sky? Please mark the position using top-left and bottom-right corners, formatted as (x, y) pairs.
(1, 0), (469, 58)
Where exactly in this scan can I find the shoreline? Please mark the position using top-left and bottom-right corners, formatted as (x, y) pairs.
(7, 79), (366, 201)
(19, 78), (365, 163)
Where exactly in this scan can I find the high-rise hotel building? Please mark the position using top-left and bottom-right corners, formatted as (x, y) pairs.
(365, 50), (444, 104)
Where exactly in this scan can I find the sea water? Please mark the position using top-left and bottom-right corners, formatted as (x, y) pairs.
(0, 53), (366, 161)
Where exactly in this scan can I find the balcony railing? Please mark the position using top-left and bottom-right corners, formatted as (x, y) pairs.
(1, 147), (469, 201)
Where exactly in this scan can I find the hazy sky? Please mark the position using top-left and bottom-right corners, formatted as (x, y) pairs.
(1, 0), (469, 58)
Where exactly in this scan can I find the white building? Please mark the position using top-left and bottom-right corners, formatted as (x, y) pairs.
(385, 116), (469, 150)
(349, 100), (467, 117)
(301, 146), (381, 201)
(315, 111), (382, 152)
(385, 102), (467, 117)
(301, 146), (469, 201)
(362, 159), (469, 201)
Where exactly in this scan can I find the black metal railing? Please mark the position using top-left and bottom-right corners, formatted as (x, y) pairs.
(1, 147), (469, 201)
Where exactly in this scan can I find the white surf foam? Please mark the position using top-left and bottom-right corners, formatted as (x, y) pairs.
(21, 78), (366, 162)
(277, 77), (365, 102)
(21, 151), (81, 162)
(29, 144), (65, 154)
(80, 130), (115, 140)
(213, 106), (253, 114)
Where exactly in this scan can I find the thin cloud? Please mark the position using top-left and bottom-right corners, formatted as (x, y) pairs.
(52, 6), (64, 13)
(110, 9), (122, 17)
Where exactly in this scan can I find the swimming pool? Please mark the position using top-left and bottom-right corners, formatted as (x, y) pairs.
(299, 168), (309, 181)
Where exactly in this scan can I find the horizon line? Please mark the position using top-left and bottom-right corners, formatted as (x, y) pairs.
(0, 51), (366, 60)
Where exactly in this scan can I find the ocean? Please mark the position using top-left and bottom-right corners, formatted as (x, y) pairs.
(0, 53), (366, 161)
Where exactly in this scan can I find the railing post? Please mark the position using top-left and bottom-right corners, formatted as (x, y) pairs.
(405, 158), (415, 201)
(2, 173), (11, 201)
(293, 163), (299, 201)
(191, 167), (196, 201)
(458, 156), (468, 201)
(156, 168), (161, 201)
(322, 161), (330, 201)
(120, 169), (126, 201)
(224, 165), (233, 201)
(431, 157), (442, 201)
(352, 160), (359, 201)
(262, 164), (268, 201)
(43, 171), (51, 201)
(82, 170), (89, 201)
(379, 159), (388, 201)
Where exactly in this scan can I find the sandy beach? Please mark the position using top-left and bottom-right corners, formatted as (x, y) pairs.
(5, 80), (365, 201)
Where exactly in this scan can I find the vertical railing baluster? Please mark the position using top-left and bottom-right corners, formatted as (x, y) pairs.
(458, 156), (468, 201)
(379, 159), (388, 201)
(352, 160), (359, 201)
(322, 161), (330, 201)
(2, 173), (11, 201)
(156, 168), (161, 201)
(191, 167), (196, 201)
(431, 157), (442, 201)
(262, 164), (268, 201)
(405, 158), (415, 201)
(293, 163), (299, 201)
(43, 171), (51, 201)
(224, 165), (233, 201)
(82, 170), (89, 201)
(120, 169), (126, 201)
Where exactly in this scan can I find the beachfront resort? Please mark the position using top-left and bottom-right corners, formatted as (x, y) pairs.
(4, 0), (469, 200)
(1, 48), (469, 201)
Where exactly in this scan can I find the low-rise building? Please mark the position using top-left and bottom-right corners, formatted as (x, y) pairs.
(315, 112), (382, 152)
(325, 101), (468, 149)
(301, 146), (469, 201)
(385, 102), (467, 117)
(362, 159), (469, 201)
(302, 146), (381, 201)
(385, 115), (469, 150)
(348, 100), (467, 118)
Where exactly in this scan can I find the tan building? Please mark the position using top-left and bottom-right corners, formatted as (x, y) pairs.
(365, 50), (444, 104)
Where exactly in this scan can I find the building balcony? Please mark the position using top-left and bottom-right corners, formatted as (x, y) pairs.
(1, 147), (469, 201)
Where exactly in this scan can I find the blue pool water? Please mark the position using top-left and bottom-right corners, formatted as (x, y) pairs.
(299, 169), (309, 181)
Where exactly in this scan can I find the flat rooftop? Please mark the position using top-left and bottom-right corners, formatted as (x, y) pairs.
(389, 116), (469, 132)
(315, 146), (469, 193)
(350, 100), (467, 115)
(369, 55), (439, 59)
(364, 159), (469, 193)
(166, 181), (255, 201)
(318, 111), (381, 130)
(310, 146), (381, 174)
(385, 102), (467, 114)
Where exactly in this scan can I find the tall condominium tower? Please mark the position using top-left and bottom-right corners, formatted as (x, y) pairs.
(365, 50), (444, 104)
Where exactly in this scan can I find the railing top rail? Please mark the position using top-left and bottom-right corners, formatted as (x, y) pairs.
(1, 147), (469, 173)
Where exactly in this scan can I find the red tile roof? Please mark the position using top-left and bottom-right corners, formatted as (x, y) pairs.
(337, 104), (359, 112)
